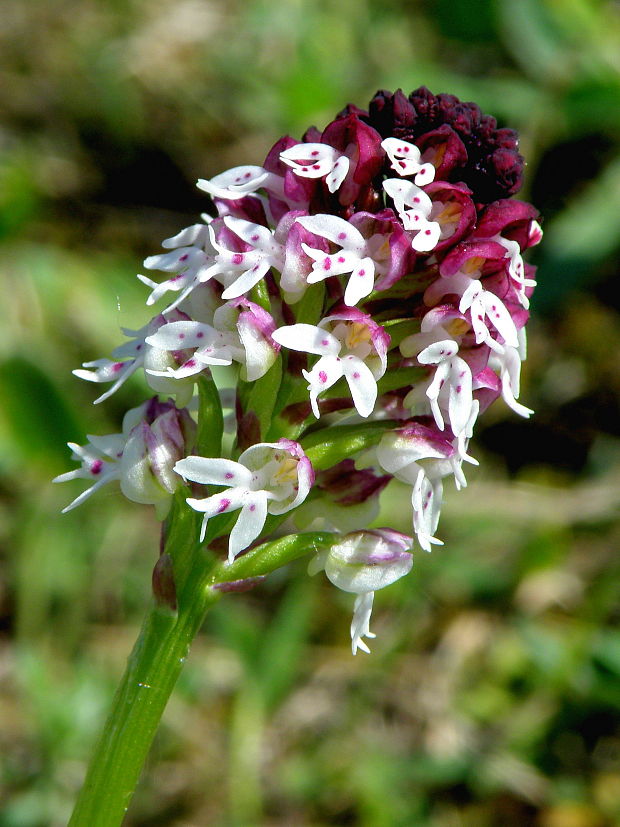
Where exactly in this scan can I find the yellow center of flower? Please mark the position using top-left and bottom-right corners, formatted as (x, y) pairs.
(463, 256), (484, 275)
(436, 201), (461, 226)
(447, 318), (470, 336)
(273, 456), (299, 485)
(345, 322), (372, 350)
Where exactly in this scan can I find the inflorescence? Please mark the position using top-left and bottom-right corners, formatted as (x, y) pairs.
(55, 87), (541, 654)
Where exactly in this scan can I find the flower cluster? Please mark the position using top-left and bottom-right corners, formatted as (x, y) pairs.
(56, 87), (541, 654)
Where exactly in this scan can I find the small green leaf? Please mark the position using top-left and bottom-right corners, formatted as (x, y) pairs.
(215, 531), (337, 584)
(302, 421), (395, 470)
(239, 357), (283, 440)
(195, 373), (224, 458)
(250, 278), (271, 312)
(377, 366), (426, 395)
(294, 282), (326, 325)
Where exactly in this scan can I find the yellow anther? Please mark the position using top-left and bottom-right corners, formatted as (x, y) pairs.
(447, 318), (470, 336)
(345, 322), (372, 349)
(273, 456), (298, 485)
(437, 202), (461, 223)
(463, 256), (484, 274)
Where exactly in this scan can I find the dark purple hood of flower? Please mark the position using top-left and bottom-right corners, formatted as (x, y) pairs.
(351, 87), (524, 203)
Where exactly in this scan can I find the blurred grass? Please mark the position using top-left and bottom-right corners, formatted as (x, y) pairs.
(1, 0), (620, 825)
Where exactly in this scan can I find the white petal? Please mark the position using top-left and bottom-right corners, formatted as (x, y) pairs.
(175, 457), (252, 487)
(414, 163), (436, 186)
(342, 356), (377, 418)
(343, 258), (376, 306)
(417, 340), (458, 365)
(351, 592), (376, 655)
(481, 293), (519, 348)
(303, 245), (361, 280)
(411, 221), (441, 252)
(196, 165), (270, 198)
(146, 321), (218, 350)
(272, 324), (340, 356)
(144, 247), (204, 273)
(412, 470), (444, 552)
(223, 216), (275, 250)
(325, 155), (350, 192)
(162, 224), (211, 250)
(220, 259), (271, 300)
(296, 214), (365, 251)
(303, 355), (344, 418)
(280, 142), (338, 163)
(59, 474), (118, 514)
(228, 494), (269, 562)
(447, 357), (474, 436)
(185, 487), (250, 516)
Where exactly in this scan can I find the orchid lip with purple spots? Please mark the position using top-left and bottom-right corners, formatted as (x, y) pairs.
(175, 440), (314, 563)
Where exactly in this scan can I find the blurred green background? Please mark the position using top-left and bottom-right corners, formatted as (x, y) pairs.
(2, 0), (620, 824)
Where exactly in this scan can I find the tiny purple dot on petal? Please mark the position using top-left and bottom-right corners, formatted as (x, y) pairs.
(179, 254), (189, 262)
(217, 498), (231, 513)
(318, 371), (328, 383)
(225, 472), (234, 479)
(338, 256), (345, 263)
(312, 164), (321, 170)
(358, 269), (365, 277)
(311, 150), (319, 156)
(184, 359), (196, 367)
(232, 253), (244, 265)
(249, 504), (256, 511)
(338, 232), (347, 241)
(321, 339), (329, 346)
(413, 197), (420, 204)
(251, 234), (259, 242)
(90, 460), (103, 475)
(353, 371), (360, 379)
(323, 257), (332, 271)
(456, 385), (462, 393)
(197, 331), (204, 338)
(244, 172), (251, 179)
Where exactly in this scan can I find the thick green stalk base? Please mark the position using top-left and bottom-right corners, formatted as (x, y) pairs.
(68, 582), (218, 826)
(68, 524), (335, 827)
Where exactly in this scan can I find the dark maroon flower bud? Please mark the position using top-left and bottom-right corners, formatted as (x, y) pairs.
(317, 459), (391, 506)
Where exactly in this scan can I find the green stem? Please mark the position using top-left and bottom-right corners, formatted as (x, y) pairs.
(68, 530), (335, 827)
(68, 551), (219, 827)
